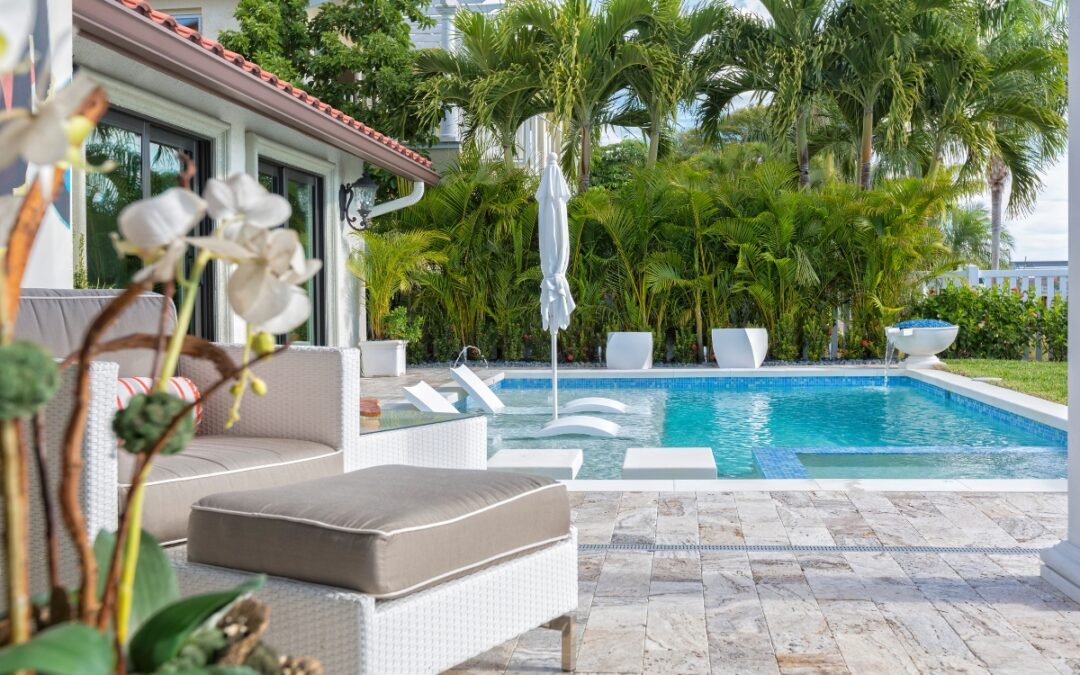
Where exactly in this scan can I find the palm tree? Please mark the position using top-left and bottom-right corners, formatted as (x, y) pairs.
(616, 0), (729, 167)
(415, 11), (551, 168)
(824, 0), (940, 190)
(979, 0), (1065, 268)
(347, 230), (447, 340)
(696, 0), (830, 187)
(912, 0), (1065, 268)
(943, 203), (1012, 267)
(507, 0), (656, 191)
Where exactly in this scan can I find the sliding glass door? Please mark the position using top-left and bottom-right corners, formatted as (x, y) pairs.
(84, 110), (216, 338)
(257, 161), (327, 346)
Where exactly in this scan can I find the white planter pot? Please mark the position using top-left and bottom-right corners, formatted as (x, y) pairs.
(360, 340), (407, 377)
(606, 332), (653, 370)
(712, 328), (768, 369)
(888, 326), (959, 368)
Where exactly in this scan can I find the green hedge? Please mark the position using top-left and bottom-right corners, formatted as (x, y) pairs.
(910, 286), (1067, 361)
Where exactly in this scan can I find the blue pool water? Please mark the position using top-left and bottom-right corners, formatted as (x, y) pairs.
(479, 377), (1067, 480)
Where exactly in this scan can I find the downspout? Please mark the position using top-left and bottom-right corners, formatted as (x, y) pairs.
(369, 180), (426, 219)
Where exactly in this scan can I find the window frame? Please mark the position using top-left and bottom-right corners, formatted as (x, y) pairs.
(85, 108), (217, 339)
(257, 159), (328, 346)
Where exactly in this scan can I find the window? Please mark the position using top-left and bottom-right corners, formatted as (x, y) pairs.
(257, 160), (327, 346)
(84, 110), (216, 339)
(172, 13), (202, 31)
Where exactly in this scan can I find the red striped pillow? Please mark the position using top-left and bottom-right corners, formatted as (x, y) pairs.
(116, 377), (203, 426)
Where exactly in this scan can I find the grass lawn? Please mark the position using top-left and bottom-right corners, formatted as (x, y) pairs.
(944, 359), (1067, 404)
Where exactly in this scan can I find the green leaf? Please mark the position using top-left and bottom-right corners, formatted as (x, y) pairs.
(128, 576), (264, 673)
(94, 528), (179, 636)
(0, 622), (114, 675)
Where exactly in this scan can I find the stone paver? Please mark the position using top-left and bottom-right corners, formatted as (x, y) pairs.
(446, 491), (1080, 674)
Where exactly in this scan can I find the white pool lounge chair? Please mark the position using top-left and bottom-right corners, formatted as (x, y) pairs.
(536, 415), (621, 438)
(449, 365), (507, 413)
(403, 381), (460, 414)
(560, 396), (628, 414)
(450, 365), (628, 415)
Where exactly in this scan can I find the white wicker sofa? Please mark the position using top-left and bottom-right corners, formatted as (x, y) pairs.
(8, 288), (358, 594)
(8, 289), (579, 673)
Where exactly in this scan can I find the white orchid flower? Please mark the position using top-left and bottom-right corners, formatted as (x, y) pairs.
(191, 225), (321, 334)
(0, 73), (99, 172)
(115, 187), (207, 282)
(0, 0), (35, 74)
(204, 173), (291, 237)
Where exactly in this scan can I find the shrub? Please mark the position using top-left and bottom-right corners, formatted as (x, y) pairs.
(909, 285), (1058, 360)
(801, 307), (832, 362)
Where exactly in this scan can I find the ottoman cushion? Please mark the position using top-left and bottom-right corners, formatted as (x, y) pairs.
(187, 465), (570, 598)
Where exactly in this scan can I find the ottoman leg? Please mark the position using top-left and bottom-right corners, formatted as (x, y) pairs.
(544, 614), (575, 672)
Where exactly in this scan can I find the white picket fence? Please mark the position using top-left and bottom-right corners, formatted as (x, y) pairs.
(930, 264), (1068, 306)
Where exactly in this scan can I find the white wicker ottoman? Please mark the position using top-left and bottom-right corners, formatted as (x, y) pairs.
(172, 530), (577, 673)
(173, 466), (579, 674)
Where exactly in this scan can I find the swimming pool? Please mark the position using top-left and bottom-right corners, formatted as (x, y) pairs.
(479, 374), (1067, 480)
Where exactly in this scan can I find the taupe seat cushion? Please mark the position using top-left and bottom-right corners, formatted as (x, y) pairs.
(120, 437), (342, 544)
(187, 465), (571, 599)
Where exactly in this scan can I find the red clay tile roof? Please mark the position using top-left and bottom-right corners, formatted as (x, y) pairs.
(112, 0), (433, 170)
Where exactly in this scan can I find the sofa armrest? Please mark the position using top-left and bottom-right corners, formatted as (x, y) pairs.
(2, 360), (121, 604)
(179, 345), (360, 455)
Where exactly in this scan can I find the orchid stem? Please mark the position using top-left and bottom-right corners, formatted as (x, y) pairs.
(156, 250), (210, 388)
(1, 419), (30, 646)
(114, 460), (151, 644)
(115, 253), (205, 642)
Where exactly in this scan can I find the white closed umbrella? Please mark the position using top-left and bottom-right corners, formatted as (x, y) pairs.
(537, 153), (575, 421)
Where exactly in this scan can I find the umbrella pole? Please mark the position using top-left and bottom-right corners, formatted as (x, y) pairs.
(551, 330), (558, 420)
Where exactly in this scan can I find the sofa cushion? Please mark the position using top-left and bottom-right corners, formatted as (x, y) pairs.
(120, 437), (341, 544)
(17, 289), (175, 377)
(187, 465), (571, 599)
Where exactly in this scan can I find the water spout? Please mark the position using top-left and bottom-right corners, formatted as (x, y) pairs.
(453, 345), (489, 369)
(883, 327), (899, 386)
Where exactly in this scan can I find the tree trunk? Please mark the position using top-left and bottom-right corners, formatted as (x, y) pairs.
(502, 143), (514, 169)
(579, 121), (592, 192)
(859, 104), (873, 190)
(988, 156), (1009, 269)
(647, 117), (661, 168)
(796, 107), (810, 188)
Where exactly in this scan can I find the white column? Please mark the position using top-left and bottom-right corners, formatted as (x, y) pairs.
(1040, 0), (1080, 603)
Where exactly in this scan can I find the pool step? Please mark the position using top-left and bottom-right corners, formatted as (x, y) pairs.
(621, 447), (717, 480)
(488, 448), (583, 480)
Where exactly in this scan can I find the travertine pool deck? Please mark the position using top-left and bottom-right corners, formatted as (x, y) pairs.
(447, 490), (1079, 674)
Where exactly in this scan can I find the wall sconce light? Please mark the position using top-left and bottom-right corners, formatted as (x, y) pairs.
(339, 173), (378, 232)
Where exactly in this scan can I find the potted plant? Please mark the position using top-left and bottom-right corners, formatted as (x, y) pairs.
(347, 229), (446, 377)
(711, 327), (769, 368)
(606, 328), (653, 370)
(0, 68), (319, 671)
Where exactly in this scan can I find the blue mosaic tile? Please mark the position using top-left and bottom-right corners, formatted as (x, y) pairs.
(752, 447), (811, 479)
(783, 445), (1066, 455)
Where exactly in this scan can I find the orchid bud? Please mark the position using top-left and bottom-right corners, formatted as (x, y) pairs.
(253, 331), (276, 356)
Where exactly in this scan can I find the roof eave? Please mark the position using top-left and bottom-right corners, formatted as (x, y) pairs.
(72, 0), (441, 186)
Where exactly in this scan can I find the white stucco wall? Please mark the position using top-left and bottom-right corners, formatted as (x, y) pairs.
(72, 36), (366, 348)
(151, 0), (240, 37)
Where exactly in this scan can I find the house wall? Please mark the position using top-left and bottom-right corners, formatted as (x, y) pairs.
(151, 0), (240, 35)
(72, 36), (367, 348)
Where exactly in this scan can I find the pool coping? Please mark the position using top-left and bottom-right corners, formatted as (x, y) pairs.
(494, 365), (1068, 488)
(559, 478), (1067, 492)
